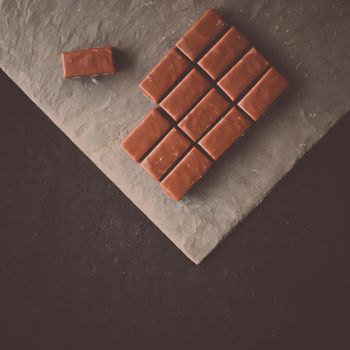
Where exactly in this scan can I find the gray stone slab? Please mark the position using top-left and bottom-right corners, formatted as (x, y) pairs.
(1, 0), (349, 263)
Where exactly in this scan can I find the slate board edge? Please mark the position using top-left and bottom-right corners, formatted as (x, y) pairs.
(2, 64), (345, 264)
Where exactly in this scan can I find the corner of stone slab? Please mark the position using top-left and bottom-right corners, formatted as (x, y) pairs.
(191, 256), (202, 265)
(181, 247), (209, 265)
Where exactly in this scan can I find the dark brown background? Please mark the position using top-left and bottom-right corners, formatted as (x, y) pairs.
(1, 69), (349, 349)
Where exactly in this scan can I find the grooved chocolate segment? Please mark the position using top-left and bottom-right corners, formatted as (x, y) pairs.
(178, 88), (230, 141)
(238, 67), (289, 121)
(142, 128), (191, 180)
(139, 48), (190, 103)
(160, 69), (211, 121)
(161, 148), (212, 201)
(61, 46), (115, 78)
(121, 109), (171, 162)
(218, 47), (269, 101)
(198, 27), (250, 79)
(199, 107), (251, 160)
(176, 9), (228, 61)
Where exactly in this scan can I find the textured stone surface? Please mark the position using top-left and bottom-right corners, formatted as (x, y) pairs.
(0, 0), (349, 263)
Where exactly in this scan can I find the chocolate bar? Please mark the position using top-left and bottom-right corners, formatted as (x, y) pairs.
(121, 109), (171, 162)
(199, 27), (250, 79)
(139, 48), (190, 103)
(61, 46), (115, 78)
(238, 67), (289, 120)
(178, 88), (230, 141)
(142, 128), (191, 180)
(122, 9), (289, 200)
(199, 107), (251, 160)
(176, 9), (228, 61)
(218, 48), (269, 101)
(161, 148), (212, 201)
(160, 69), (211, 121)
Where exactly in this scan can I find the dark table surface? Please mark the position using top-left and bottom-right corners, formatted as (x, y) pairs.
(1, 68), (349, 350)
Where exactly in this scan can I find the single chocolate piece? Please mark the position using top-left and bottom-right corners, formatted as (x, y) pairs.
(238, 67), (289, 121)
(199, 107), (251, 160)
(176, 9), (228, 61)
(139, 48), (190, 103)
(142, 128), (191, 180)
(198, 27), (250, 79)
(160, 69), (210, 121)
(218, 47), (269, 101)
(121, 109), (171, 162)
(161, 147), (212, 201)
(61, 46), (115, 78)
(178, 88), (230, 141)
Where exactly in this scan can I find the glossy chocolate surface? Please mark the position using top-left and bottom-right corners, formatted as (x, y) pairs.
(238, 67), (289, 121)
(179, 88), (229, 141)
(121, 109), (171, 162)
(218, 47), (269, 100)
(61, 46), (115, 78)
(139, 48), (190, 103)
(142, 128), (191, 180)
(176, 9), (228, 61)
(161, 148), (212, 201)
(199, 107), (251, 160)
(160, 69), (210, 121)
(198, 27), (250, 79)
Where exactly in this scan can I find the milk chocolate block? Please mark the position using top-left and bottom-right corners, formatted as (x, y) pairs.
(179, 88), (230, 141)
(198, 27), (250, 79)
(199, 107), (251, 160)
(61, 46), (115, 78)
(238, 67), (289, 121)
(161, 148), (212, 201)
(139, 48), (190, 103)
(160, 69), (210, 121)
(176, 9), (228, 61)
(121, 109), (171, 162)
(218, 48), (269, 101)
(142, 128), (191, 180)
(123, 9), (289, 201)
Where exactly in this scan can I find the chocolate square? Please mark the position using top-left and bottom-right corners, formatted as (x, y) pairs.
(142, 128), (191, 180)
(61, 46), (115, 78)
